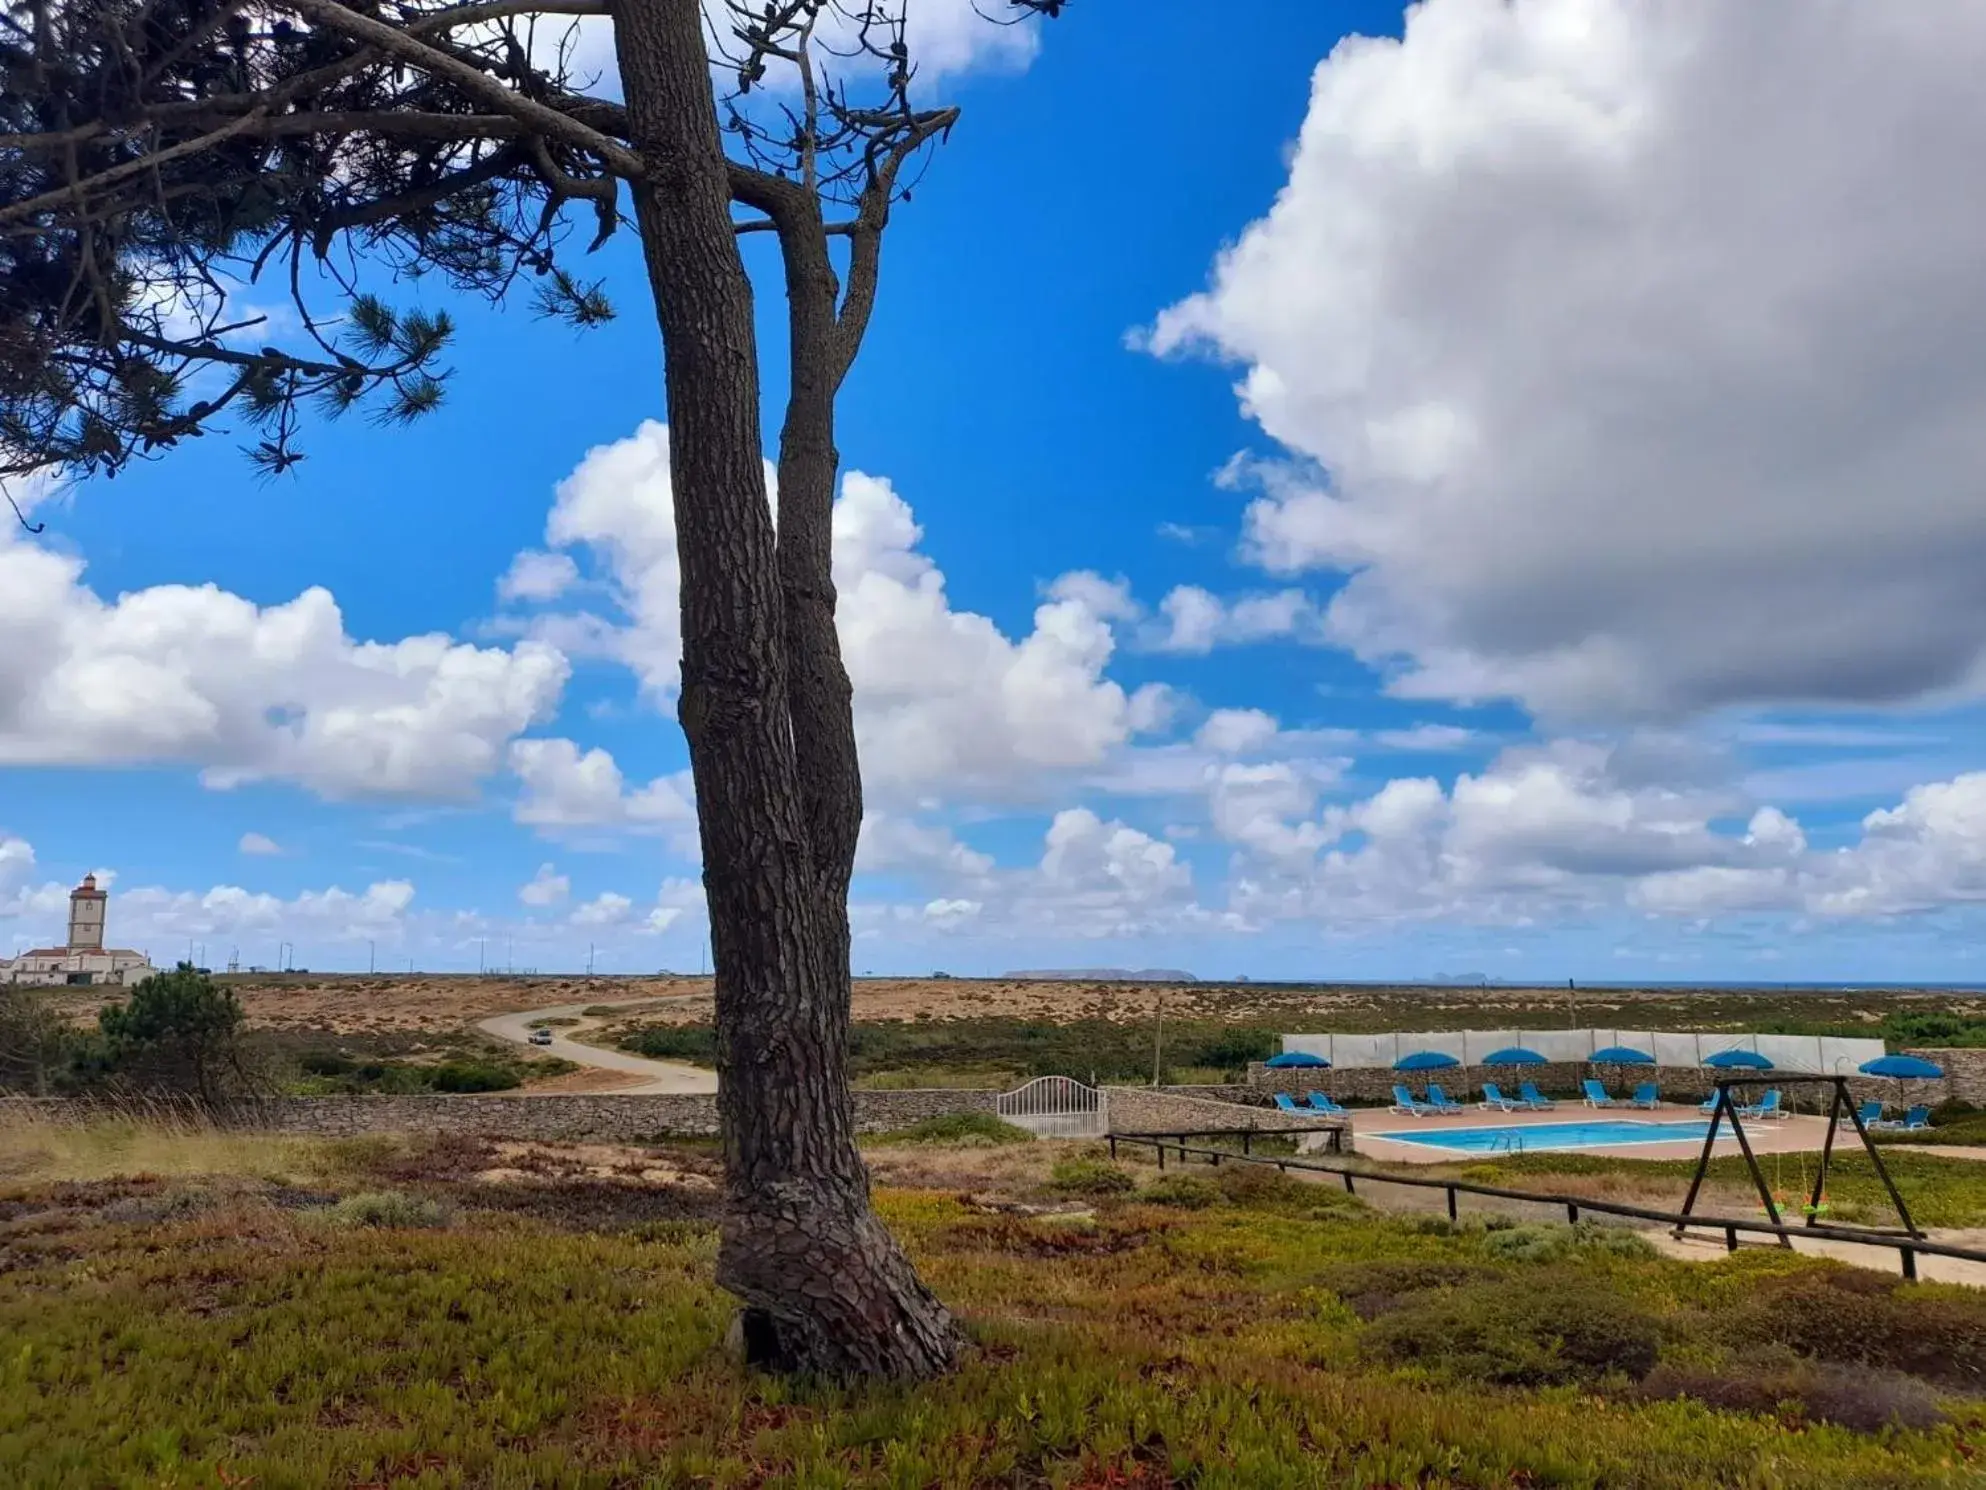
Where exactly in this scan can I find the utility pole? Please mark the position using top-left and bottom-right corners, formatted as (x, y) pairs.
(368, 939), (375, 975)
(587, 943), (595, 976)
(1151, 988), (1165, 1088)
(478, 939), (485, 974)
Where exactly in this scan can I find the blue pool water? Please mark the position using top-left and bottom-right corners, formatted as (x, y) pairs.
(1373, 1119), (1723, 1154)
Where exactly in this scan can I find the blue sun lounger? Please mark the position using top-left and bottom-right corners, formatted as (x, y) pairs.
(1391, 1084), (1435, 1117)
(1305, 1091), (1349, 1118)
(1479, 1083), (1522, 1112)
(1424, 1084), (1465, 1114)
(1741, 1089), (1786, 1120)
(1581, 1079), (1618, 1109)
(1628, 1082), (1660, 1110)
(1518, 1083), (1556, 1111)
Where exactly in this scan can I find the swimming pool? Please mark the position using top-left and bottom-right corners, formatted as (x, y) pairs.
(1370, 1119), (1723, 1154)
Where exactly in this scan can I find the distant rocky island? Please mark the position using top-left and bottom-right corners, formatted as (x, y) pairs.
(1005, 968), (1198, 982)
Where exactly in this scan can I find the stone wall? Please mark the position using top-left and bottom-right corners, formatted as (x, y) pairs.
(1105, 1086), (1353, 1152)
(1, 1089), (999, 1143)
(1911, 1047), (1985, 1106)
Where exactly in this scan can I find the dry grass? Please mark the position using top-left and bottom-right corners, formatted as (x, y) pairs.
(0, 1110), (399, 1187)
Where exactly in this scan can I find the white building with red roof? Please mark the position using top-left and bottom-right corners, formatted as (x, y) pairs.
(2, 874), (155, 988)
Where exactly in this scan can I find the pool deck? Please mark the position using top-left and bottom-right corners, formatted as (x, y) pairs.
(1350, 1104), (1841, 1165)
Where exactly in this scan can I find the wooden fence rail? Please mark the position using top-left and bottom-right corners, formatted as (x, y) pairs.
(1107, 1131), (1985, 1281)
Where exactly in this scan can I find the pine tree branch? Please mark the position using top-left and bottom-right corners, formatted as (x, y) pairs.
(283, 0), (643, 177)
(0, 108), (269, 229)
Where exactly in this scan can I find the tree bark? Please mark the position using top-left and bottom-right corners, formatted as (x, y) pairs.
(609, 0), (959, 1380)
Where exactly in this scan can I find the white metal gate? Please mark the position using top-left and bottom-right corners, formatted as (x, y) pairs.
(997, 1076), (1105, 1138)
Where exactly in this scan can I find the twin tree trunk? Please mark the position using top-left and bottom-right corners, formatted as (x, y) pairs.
(611, 0), (959, 1378)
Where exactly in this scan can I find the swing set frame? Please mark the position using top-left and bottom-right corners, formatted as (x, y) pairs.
(1675, 1074), (1920, 1246)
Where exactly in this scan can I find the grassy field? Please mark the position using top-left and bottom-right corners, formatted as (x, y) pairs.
(4, 1119), (1985, 1487)
(55, 972), (1986, 1042)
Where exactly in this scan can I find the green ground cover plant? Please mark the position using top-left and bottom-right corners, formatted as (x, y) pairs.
(4, 1123), (1983, 1487)
(3, 1128), (1986, 1486)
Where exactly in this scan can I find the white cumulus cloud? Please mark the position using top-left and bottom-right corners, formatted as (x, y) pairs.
(1151, 0), (1986, 722)
(509, 424), (1162, 806)
(508, 737), (697, 840)
(0, 527), (567, 799)
(518, 862), (571, 907)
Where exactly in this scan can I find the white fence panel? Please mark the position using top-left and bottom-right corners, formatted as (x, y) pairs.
(1820, 1037), (1887, 1074)
(1650, 1032), (1702, 1069)
(1278, 1028), (1899, 1072)
(1462, 1030), (1520, 1064)
(1404, 1031), (1471, 1063)
(1696, 1032), (1756, 1060)
(1524, 1029), (1596, 1062)
(1752, 1035), (1817, 1073)
(1324, 1033), (1397, 1070)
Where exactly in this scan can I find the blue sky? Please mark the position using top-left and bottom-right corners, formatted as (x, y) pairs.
(9, 0), (1986, 981)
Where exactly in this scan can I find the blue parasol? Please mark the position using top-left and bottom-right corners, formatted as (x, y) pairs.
(1478, 1047), (1548, 1066)
(1395, 1050), (1462, 1072)
(1589, 1046), (1655, 1066)
(1703, 1049), (1773, 1070)
(1858, 1055), (1943, 1079)
(1264, 1051), (1330, 1070)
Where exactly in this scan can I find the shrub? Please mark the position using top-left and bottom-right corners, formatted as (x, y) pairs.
(1640, 1358), (1946, 1434)
(1204, 1162), (1333, 1212)
(1138, 1175), (1222, 1209)
(1048, 1157), (1135, 1197)
(1479, 1221), (1658, 1264)
(297, 1051), (355, 1077)
(1361, 1275), (1662, 1386)
(1725, 1268), (1986, 1387)
(1318, 1260), (1499, 1321)
(427, 1061), (520, 1094)
(895, 1112), (1034, 1146)
(93, 964), (253, 1100)
(619, 1025), (720, 1063)
(0, 984), (73, 1094)
(328, 1191), (449, 1229)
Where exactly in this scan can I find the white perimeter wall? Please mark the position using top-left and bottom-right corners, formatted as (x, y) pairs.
(1281, 1029), (1887, 1074)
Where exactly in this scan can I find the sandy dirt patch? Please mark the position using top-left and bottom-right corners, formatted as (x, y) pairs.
(469, 1141), (717, 1189)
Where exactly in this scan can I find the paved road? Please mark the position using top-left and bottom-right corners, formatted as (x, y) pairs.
(478, 995), (717, 1094)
